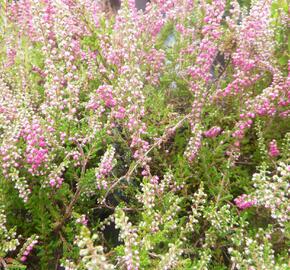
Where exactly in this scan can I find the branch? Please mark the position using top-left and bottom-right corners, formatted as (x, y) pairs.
(101, 113), (190, 203)
(54, 141), (89, 232)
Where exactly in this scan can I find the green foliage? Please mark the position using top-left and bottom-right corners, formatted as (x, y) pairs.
(0, 0), (289, 269)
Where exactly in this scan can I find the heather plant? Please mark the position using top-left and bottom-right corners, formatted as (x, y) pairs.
(0, 0), (289, 269)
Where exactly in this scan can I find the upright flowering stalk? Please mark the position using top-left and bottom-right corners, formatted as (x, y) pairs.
(24, 0), (90, 121)
(95, 146), (116, 189)
(216, 0), (274, 98)
(184, 124), (203, 163)
(48, 159), (70, 188)
(268, 139), (280, 158)
(4, 36), (17, 68)
(68, 224), (115, 270)
(98, 1), (153, 174)
(115, 208), (140, 270)
(214, 0), (280, 157)
(0, 77), (22, 176)
(188, 0), (225, 85)
(18, 235), (39, 263)
(0, 209), (20, 256)
(252, 162), (289, 227)
(21, 118), (49, 175)
(232, 71), (289, 152)
(8, 0), (38, 41)
(158, 241), (183, 270)
(185, 0), (225, 162)
(0, 76), (33, 201)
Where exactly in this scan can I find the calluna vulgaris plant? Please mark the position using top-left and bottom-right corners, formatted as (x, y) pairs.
(0, 0), (289, 269)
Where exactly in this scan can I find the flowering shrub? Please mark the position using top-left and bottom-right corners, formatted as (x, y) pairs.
(0, 0), (289, 269)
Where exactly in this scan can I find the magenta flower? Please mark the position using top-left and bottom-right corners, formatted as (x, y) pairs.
(234, 194), (256, 210)
(268, 140), (280, 158)
(204, 126), (221, 138)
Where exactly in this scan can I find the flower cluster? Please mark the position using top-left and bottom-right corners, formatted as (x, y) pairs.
(234, 194), (256, 210)
(0, 0), (288, 269)
(188, 0), (225, 83)
(66, 224), (115, 270)
(185, 183), (207, 231)
(18, 235), (39, 262)
(21, 118), (49, 175)
(184, 125), (203, 162)
(115, 208), (140, 270)
(87, 84), (117, 110)
(76, 215), (88, 226)
(0, 209), (19, 256)
(95, 146), (116, 189)
(228, 228), (288, 270)
(204, 126), (221, 138)
(158, 241), (183, 270)
(252, 162), (289, 227)
(268, 139), (280, 158)
(47, 159), (69, 188)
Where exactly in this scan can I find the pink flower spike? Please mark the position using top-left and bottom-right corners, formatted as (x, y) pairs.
(204, 126), (221, 138)
(268, 140), (280, 158)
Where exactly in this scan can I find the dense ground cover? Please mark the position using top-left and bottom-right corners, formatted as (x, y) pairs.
(0, 0), (289, 269)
